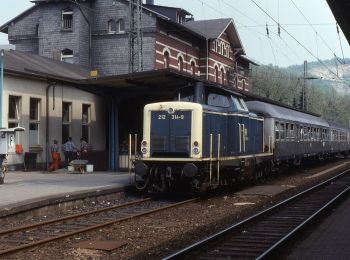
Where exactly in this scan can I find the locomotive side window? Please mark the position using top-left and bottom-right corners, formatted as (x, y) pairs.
(232, 97), (248, 111)
(207, 93), (230, 107)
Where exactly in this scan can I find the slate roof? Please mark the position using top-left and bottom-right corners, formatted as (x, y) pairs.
(184, 18), (232, 39)
(184, 18), (245, 55)
(3, 50), (91, 80)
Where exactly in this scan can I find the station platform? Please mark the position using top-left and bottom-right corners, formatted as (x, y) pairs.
(288, 195), (350, 259)
(0, 170), (133, 217)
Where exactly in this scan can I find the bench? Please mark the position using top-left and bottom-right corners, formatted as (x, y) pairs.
(69, 159), (89, 174)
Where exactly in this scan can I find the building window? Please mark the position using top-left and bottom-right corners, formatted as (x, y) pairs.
(62, 102), (72, 143)
(242, 79), (246, 90)
(215, 66), (219, 83)
(82, 104), (91, 143)
(108, 19), (117, 33)
(164, 51), (170, 68)
(178, 56), (184, 71)
(191, 61), (196, 76)
(117, 19), (125, 33)
(29, 98), (40, 146)
(62, 7), (73, 30)
(35, 24), (39, 37)
(8, 96), (21, 128)
(221, 68), (225, 84)
(61, 49), (73, 64)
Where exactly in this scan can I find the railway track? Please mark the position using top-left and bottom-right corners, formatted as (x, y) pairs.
(164, 169), (350, 259)
(0, 196), (197, 257)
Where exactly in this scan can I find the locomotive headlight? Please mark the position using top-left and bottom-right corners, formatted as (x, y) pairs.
(141, 147), (148, 154)
(141, 140), (147, 147)
(168, 107), (175, 114)
(193, 147), (200, 154)
(193, 141), (199, 147)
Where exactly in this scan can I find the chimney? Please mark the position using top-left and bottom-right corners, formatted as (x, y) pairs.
(146, 0), (154, 5)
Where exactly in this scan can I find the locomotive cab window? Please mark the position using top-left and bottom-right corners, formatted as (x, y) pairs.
(207, 93), (230, 108)
(176, 88), (194, 102)
(232, 96), (248, 112)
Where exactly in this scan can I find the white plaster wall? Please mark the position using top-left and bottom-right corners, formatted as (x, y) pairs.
(3, 75), (106, 166)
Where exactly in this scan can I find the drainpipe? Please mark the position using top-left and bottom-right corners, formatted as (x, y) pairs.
(46, 82), (56, 170)
(76, 4), (91, 68)
(206, 38), (209, 80)
(0, 49), (4, 128)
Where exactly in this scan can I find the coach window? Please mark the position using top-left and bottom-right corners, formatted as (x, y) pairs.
(285, 123), (289, 139)
(290, 124), (295, 139)
(280, 123), (285, 140)
(275, 122), (280, 140)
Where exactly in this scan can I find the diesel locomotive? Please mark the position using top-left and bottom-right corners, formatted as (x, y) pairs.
(134, 83), (349, 192)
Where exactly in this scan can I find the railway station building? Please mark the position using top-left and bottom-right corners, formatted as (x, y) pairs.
(0, 0), (257, 170)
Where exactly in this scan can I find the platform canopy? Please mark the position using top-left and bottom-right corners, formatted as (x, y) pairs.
(327, 0), (350, 44)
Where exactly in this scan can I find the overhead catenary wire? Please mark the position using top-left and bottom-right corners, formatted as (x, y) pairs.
(290, 0), (344, 65)
(249, 0), (341, 80)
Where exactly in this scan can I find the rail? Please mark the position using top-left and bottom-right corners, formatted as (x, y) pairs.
(0, 197), (198, 257)
(164, 169), (350, 259)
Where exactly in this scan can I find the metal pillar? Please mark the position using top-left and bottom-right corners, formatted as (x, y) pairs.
(128, 0), (143, 73)
(108, 99), (119, 171)
(302, 60), (307, 111)
(0, 50), (4, 128)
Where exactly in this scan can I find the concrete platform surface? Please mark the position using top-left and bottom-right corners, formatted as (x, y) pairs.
(288, 196), (350, 259)
(0, 171), (133, 209)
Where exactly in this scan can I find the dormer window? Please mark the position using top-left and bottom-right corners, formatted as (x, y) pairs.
(177, 14), (184, 24)
(62, 8), (73, 30)
(61, 49), (73, 63)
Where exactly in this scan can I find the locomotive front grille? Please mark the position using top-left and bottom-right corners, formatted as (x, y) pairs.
(151, 136), (166, 152)
(175, 136), (190, 152)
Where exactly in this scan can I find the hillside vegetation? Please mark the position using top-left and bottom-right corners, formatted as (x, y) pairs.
(250, 62), (350, 126)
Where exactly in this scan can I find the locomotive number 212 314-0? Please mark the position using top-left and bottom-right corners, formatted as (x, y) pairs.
(158, 114), (185, 120)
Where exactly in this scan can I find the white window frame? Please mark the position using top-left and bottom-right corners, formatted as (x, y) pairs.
(29, 98), (41, 146)
(82, 104), (91, 143)
(62, 102), (72, 143)
(8, 95), (21, 143)
(62, 8), (73, 30)
(61, 49), (74, 63)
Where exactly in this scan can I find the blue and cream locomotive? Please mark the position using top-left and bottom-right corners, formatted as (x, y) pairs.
(134, 83), (272, 192)
(134, 83), (350, 192)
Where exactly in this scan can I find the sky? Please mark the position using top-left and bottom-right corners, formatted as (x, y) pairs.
(0, 0), (349, 68)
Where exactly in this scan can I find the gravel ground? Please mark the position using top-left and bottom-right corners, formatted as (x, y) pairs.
(3, 158), (350, 260)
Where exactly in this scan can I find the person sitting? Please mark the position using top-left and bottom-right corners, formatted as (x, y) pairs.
(63, 137), (76, 165)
